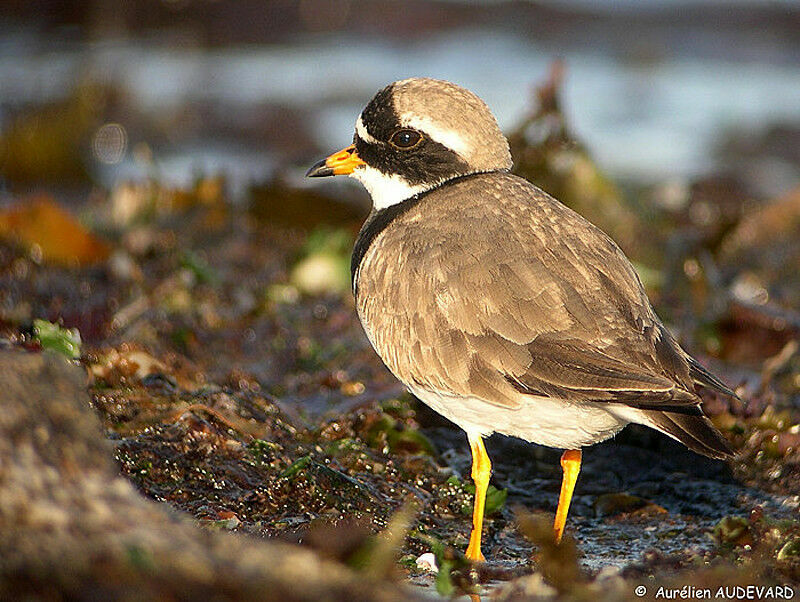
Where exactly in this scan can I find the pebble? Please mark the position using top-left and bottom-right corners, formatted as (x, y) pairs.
(415, 552), (438, 573)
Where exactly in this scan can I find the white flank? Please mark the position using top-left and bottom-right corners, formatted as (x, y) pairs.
(351, 164), (427, 210)
(400, 112), (469, 158)
(407, 384), (629, 449)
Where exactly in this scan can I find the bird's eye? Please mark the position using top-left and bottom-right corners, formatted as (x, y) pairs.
(389, 129), (422, 149)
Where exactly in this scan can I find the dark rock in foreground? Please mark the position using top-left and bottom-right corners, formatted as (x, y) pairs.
(0, 350), (411, 601)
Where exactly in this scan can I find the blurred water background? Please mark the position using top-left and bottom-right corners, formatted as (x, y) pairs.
(1, 0), (799, 200)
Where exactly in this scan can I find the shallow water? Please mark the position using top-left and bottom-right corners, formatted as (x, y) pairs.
(2, 7), (799, 192)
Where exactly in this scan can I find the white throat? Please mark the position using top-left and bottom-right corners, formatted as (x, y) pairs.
(351, 165), (430, 210)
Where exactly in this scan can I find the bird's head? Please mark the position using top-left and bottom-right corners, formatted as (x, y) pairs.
(307, 78), (512, 210)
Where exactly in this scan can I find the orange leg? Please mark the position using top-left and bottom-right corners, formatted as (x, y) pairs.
(553, 449), (582, 544)
(465, 435), (491, 562)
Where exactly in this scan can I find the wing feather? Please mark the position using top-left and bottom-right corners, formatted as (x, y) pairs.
(355, 172), (730, 413)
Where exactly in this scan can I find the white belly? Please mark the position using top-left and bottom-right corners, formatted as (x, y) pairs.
(408, 385), (631, 449)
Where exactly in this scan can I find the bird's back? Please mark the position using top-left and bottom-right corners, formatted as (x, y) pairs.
(357, 172), (683, 392)
(354, 170), (733, 456)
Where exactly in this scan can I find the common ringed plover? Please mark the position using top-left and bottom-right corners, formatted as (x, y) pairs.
(307, 77), (735, 562)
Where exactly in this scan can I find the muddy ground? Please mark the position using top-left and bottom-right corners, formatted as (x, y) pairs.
(1, 71), (799, 600)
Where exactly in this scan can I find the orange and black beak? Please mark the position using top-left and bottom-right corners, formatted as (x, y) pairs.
(306, 144), (366, 178)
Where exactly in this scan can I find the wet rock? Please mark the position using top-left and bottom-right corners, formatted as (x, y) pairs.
(594, 493), (666, 518)
(711, 516), (752, 547)
(0, 349), (414, 601)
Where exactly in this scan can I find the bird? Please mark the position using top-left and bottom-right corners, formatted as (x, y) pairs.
(306, 77), (735, 562)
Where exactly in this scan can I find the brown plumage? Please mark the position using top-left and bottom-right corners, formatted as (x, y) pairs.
(308, 77), (735, 558)
(353, 170), (732, 458)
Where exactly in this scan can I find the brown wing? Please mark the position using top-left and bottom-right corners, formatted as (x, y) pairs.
(355, 171), (700, 413)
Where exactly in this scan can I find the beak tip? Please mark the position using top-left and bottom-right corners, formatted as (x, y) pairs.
(305, 159), (334, 178)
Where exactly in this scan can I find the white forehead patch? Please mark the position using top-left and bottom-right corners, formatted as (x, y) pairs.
(355, 115), (378, 144)
(350, 165), (427, 211)
(400, 113), (469, 158)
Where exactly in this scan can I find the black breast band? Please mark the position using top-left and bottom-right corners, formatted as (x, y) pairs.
(350, 171), (500, 297)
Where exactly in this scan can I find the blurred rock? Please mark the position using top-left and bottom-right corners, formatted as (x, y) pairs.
(0, 81), (113, 185)
(0, 350), (412, 601)
(291, 253), (350, 296)
(508, 61), (640, 255)
(0, 195), (110, 266)
(249, 178), (365, 231)
(720, 186), (800, 316)
(687, 175), (751, 241)
(717, 122), (800, 199)
(593, 492), (666, 518)
(290, 228), (353, 296)
(110, 177), (228, 228)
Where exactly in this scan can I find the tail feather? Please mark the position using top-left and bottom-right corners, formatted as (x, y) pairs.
(687, 356), (739, 400)
(643, 410), (734, 460)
